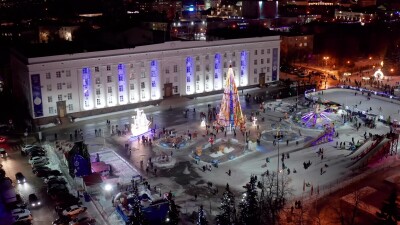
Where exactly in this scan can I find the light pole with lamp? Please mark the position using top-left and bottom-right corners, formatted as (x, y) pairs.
(274, 126), (283, 199)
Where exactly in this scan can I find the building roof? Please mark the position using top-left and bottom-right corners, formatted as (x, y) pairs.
(15, 36), (280, 64)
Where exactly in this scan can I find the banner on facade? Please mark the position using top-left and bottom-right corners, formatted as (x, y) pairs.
(272, 48), (278, 81)
(31, 74), (43, 117)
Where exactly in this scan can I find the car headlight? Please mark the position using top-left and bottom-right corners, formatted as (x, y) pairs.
(17, 180), (20, 184)
(38, 201), (41, 205)
(23, 179), (26, 182)
(32, 203), (35, 206)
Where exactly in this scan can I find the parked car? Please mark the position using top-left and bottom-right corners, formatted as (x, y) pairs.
(28, 194), (41, 207)
(44, 176), (66, 184)
(21, 145), (41, 155)
(0, 136), (6, 143)
(15, 172), (26, 184)
(62, 205), (87, 217)
(31, 159), (49, 168)
(32, 165), (50, 174)
(29, 156), (48, 164)
(0, 148), (8, 158)
(52, 216), (72, 225)
(11, 208), (32, 223)
(29, 150), (46, 158)
(69, 216), (95, 225)
(48, 184), (69, 197)
(35, 169), (62, 178)
(54, 194), (81, 208)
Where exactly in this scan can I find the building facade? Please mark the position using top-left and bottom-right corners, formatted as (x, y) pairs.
(11, 36), (280, 120)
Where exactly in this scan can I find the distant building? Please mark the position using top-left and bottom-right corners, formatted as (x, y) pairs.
(39, 26), (80, 43)
(242, 0), (278, 19)
(10, 37), (280, 123)
(280, 34), (313, 63)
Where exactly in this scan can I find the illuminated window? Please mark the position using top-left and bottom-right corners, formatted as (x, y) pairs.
(187, 77), (190, 82)
(47, 85), (52, 91)
(56, 71), (61, 78)
(57, 83), (62, 90)
(68, 104), (73, 111)
(49, 107), (54, 114)
(151, 81), (156, 87)
(173, 86), (178, 93)
(58, 95), (62, 101)
(46, 73), (51, 79)
(118, 74), (124, 82)
(215, 73), (218, 79)
(304, 43), (307, 46)
(67, 93), (72, 100)
(118, 64), (123, 69)
(141, 72), (146, 78)
(107, 76), (112, 83)
(48, 96), (52, 103)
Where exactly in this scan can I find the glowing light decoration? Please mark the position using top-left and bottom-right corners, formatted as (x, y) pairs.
(216, 66), (245, 130)
(201, 118), (206, 127)
(240, 51), (248, 86)
(186, 57), (194, 94)
(150, 60), (160, 100)
(82, 68), (93, 110)
(214, 53), (222, 90)
(301, 104), (335, 128)
(131, 108), (151, 137)
(373, 69), (384, 80)
(117, 64), (127, 105)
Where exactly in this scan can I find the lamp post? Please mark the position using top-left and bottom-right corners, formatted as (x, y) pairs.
(274, 128), (283, 198)
(323, 56), (329, 67)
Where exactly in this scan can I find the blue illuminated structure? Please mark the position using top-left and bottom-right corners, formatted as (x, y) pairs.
(214, 53), (221, 90)
(150, 60), (159, 99)
(118, 64), (127, 105)
(186, 57), (193, 94)
(82, 68), (92, 110)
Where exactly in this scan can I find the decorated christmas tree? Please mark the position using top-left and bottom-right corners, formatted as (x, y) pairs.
(164, 191), (180, 225)
(197, 205), (208, 225)
(238, 175), (259, 225)
(216, 183), (236, 225)
(129, 184), (148, 225)
(216, 66), (245, 130)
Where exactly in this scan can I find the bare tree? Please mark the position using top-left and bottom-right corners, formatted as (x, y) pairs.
(258, 171), (293, 225)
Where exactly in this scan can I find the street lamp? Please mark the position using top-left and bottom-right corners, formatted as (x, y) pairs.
(274, 128), (283, 197)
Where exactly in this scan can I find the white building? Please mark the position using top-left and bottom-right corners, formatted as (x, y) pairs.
(11, 36), (280, 122)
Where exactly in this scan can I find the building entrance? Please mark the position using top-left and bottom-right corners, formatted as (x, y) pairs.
(56, 101), (67, 118)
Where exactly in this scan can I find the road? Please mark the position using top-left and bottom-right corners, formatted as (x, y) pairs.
(0, 136), (59, 225)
